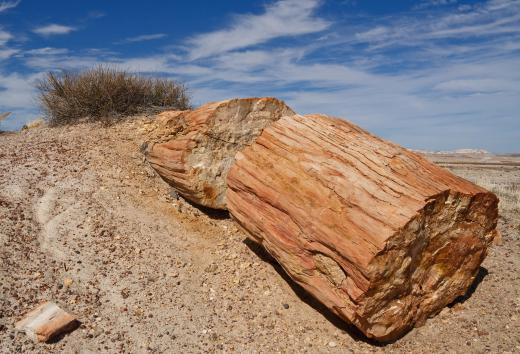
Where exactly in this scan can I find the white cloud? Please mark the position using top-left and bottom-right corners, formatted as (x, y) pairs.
(114, 56), (171, 72)
(86, 11), (106, 20)
(0, 48), (18, 59)
(0, 0), (20, 12)
(428, 14), (520, 38)
(355, 26), (389, 41)
(0, 70), (46, 129)
(0, 29), (12, 45)
(353, 0), (520, 48)
(33, 24), (76, 36)
(23, 51), (172, 73)
(487, 0), (517, 10)
(185, 0), (330, 60)
(413, 0), (457, 10)
(25, 47), (69, 56)
(118, 33), (167, 44)
(0, 27), (16, 60)
(0, 72), (41, 109)
(433, 78), (518, 93)
(25, 54), (100, 70)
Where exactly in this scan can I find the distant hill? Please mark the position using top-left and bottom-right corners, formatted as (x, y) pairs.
(412, 148), (491, 155)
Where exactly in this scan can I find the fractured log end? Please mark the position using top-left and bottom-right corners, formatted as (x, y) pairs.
(357, 189), (497, 340)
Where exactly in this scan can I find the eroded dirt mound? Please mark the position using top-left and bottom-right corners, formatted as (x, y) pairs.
(1, 118), (519, 353)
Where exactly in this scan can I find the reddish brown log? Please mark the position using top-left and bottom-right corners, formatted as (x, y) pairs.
(226, 113), (498, 341)
(146, 97), (294, 209)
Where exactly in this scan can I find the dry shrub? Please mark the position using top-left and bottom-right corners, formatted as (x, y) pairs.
(37, 66), (191, 126)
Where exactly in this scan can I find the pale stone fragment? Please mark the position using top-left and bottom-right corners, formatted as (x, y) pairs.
(15, 301), (78, 342)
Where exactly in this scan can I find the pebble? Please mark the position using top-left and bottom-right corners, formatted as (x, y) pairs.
(328, 341), (337, 348)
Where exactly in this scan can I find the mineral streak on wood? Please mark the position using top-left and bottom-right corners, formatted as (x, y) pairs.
(15, 302), (79, 342)
(226, 114), (499, 342)
(146, 97), (294, 209)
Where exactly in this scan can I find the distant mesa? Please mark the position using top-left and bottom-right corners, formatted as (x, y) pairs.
(412, 148), (491, 155)
(448, 148), (491, 154)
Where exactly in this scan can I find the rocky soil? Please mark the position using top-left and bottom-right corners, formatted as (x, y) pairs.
(1, 118), (519, 353)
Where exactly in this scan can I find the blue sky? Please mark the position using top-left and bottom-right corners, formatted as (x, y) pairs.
(0, 0), (519, 152)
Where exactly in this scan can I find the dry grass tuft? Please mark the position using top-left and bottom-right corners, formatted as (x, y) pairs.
(457, 173), (520, 213)
(37, 66), (191, 126)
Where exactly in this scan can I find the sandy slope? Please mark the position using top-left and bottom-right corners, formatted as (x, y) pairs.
(1, 119), (519, 353)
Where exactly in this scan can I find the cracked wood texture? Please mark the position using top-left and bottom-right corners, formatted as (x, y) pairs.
(146, 97), (294, 209)
(226, 114), (498, 342)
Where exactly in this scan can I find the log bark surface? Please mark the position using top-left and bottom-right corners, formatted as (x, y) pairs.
(146, 98), (294, 209)
(226, 114), (498, 341)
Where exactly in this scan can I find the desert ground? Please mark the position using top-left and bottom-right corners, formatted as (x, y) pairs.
(1, 119), (519, 353)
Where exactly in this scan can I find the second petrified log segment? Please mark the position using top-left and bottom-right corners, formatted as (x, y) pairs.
(226, 114), (498, 342)
(146, 98), (294, 209)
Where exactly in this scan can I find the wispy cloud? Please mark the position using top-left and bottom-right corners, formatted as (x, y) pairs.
(185, 0), (330, 60)
(353, 0), (520, 48)
(24, 53), (100, 71)
(24, 47), (69, 56)
(85, 11), (105, 20)
(0, 72), (41, 110)
(0, 48), (18, 59)
(0, 0), (20, 13)
(413, 0), (458, 10)
(33, 24), (76, 37)
(117, 33), (167, 44)
(0, 71), (43, 130)
(0, 28), (12, 45)
(0, 27), (16, 60)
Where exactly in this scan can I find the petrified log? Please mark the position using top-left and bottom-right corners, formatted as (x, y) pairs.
(146, 98), (294, 209)
(226, 114), (498, 342)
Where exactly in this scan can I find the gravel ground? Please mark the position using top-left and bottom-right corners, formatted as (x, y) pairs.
(1, 119), (519, 353)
